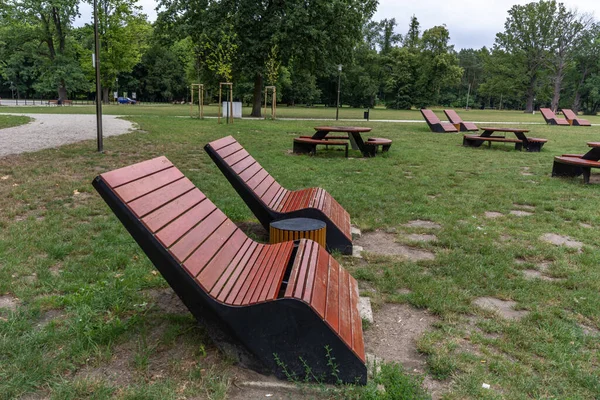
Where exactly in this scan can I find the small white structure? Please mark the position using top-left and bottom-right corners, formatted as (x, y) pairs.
(221, 101), (242, 118)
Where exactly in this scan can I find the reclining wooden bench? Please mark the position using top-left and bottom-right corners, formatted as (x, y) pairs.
(420, 109), (458, 133)
(561, 109), (591, 126)
(540, 108), (569, 126)
(92, 156), (366, 384)
(205, 136), (353, 254)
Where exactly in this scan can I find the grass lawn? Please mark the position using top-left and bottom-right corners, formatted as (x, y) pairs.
(0, 114), (30, 129)
(1, 103), (599, 125)
(1, 114), (599, 399)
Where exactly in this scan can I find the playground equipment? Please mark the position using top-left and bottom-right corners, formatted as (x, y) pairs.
(218, 82), (234, 124)
(264, 86), (276, 120)
(190, 84), (204, 119)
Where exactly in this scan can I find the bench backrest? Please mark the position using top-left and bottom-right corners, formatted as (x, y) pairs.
(561, 109), (577, 120)
(443, 109), (462, 124)
(420, 109), (441, 124)
(205, 136), (285, 210)
(539, 108), (556, 120)
(96, 156), (285, 299)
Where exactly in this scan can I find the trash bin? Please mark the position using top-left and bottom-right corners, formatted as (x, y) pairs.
(363, 109), (370, 121)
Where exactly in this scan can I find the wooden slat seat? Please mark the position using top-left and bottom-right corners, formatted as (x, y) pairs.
(92, 156), (366, 384)
(420, 109), (458, 133)
(293, 137), (348, 158)
(205, 136), (353, 254)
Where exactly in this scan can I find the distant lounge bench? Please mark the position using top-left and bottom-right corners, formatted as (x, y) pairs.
(293, 137), (349, 158)
(561, 109), (591, 126)
(420, 109), (458, 133)
(443, 109), (479, 131)
(92, 156), (366, 384)
(205, 136), (353, 254)
(539, 108), (569, 125)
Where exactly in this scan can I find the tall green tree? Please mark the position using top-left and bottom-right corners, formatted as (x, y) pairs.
(156, 0), (377, 117)
(495, 0), (558, 113)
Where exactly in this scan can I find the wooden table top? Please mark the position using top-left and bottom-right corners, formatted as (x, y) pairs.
(314, 126), (372, 133)
(480, 127), (530, 133)
(586, 142), (600, 147)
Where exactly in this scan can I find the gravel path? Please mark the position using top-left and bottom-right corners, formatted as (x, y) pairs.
(0, 114), (136, 157)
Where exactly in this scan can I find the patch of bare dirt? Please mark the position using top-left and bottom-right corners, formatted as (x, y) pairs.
(0, 294), (19, 311)
(540, 233), (583, 249)
(402, 220), (441, 229)
(405, 233), (437, 243)
(227, 368), (329, 400)
(484, 211), (503, 219)
(579, 323), (599, 337)
(579, 223), (592, 229)
(36, 309), (66, 329)
(422, 375), (452, 400)
(396, 288), (412, 295)
(509, 210), (532, 217)
(364, 303), (438, 374)
(144, 287), (188, 315)
(355, 231), (435, 261)
(513, 204), (535, 211)
(521, 269), (562, 282)
(473, 297), (529, 320)
(49, 263), (62, 277)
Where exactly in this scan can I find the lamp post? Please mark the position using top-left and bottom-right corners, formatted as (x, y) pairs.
(93, 0), (103, 152)
(335, 64), (342, 121)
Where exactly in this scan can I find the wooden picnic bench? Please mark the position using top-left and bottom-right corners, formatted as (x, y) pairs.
(92, 156), (367, 384)
(553, 142), (600, 183)
(310, 126), (390, 157)
(294, 137), (349, 158)
(205, 136), (353, 254)
(463, 127), (548, 152)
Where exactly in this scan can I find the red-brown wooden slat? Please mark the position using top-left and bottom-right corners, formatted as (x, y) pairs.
(279, 191), (298, 213)
(264, 242), (295, 301)
(246, 169), (269, 190)
(271, 190), (290, 211)
(246, 245), (281, 304)
(349, 274), (366, 361)
(268, 187), (286, 208)
(216, 142), (243, 158)
(101, 156), (172, 188)
(211, 239), (256, 299)
(293, 189), (312, 211)
(233, 245), (276, 305)
(261, 181), (283, 206)
(316, 189), (327, 210)
(284, 240), (306, 298)
(294, 241), (317, 299)
(308, 189), (321, 209)
(238, 162), (262, 182)
(223, 149), (250, 167)
(115, 168), (184, 203)
(182, 220), (238, 278)
(168, 208), (226, 262)
(129, 178), (195, 218)
(254, 175), (275, 198)
(142, 189), (206, 233)
(338, 267), (352, 345)
(198, 229), (248, 291)
(299, 188), (314, 209)
(223, 244), (266, 304)
(309, 247), (330, 318)
(157, 200), (218, 249)
(231, 155), (257, 174)
(257, 242), (293, 302)
(303, 245), (325, 305)
(208, 136), (237, 151)
(324, 258), (340, 332)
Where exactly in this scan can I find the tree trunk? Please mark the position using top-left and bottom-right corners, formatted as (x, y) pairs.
(550, 62), (565, 112)
(571, 67), (588, 113)
(102, 87), (110, 104)
(58, 84), (67, 102)
(251, 72), (263, 117)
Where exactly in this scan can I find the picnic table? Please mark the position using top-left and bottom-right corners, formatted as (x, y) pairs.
(309, 126), (391, 157)
(553, 142), (600, 183)
(463, 127), (548, 152)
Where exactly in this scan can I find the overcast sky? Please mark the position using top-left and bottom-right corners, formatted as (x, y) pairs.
(78, 0), (599, 50)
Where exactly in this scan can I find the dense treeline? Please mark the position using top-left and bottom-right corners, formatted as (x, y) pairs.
(1, 0), (599, 115)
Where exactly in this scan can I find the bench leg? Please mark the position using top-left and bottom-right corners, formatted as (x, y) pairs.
(344, 144), (348, 158)
(552, 161), (583, 178)
(382, 144), (391, 152)
(363, 144), (377, 157)
(515, 142), (523, 151)
(463, 137), (483, 148)
(293, 141), (316, 155)
(583, 168), (591, 184)
(525, 142), (543, 152)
